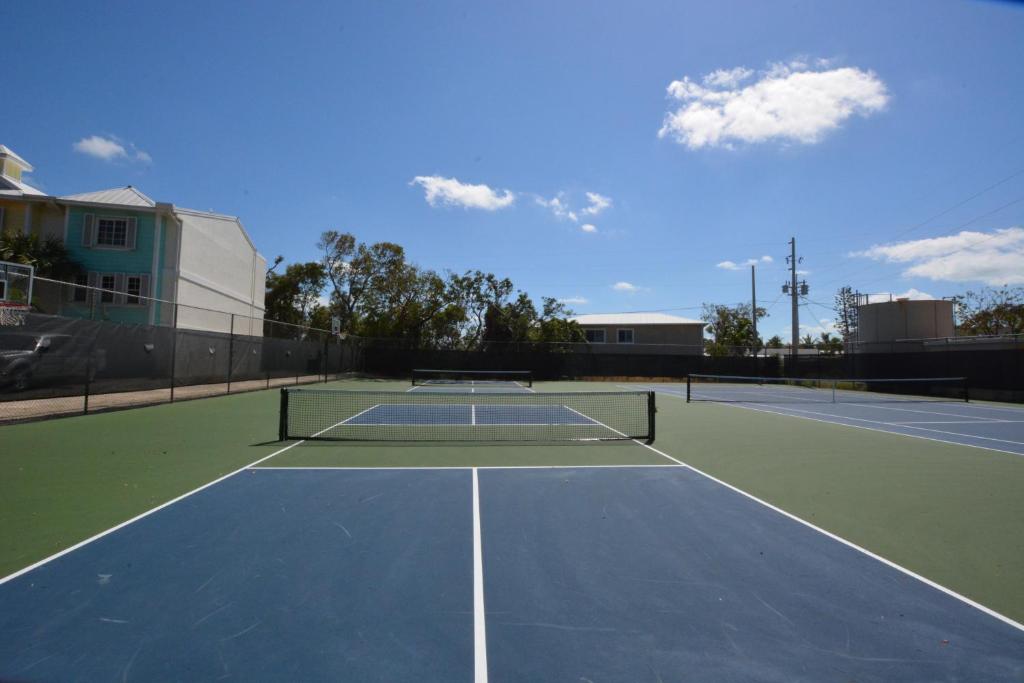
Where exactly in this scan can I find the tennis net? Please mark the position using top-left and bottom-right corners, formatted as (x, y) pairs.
(279, 388), (655, 442)
(411, 368), (532, 387)
(686, 374), (969, 404)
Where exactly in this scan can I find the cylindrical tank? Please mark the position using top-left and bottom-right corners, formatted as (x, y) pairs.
(857, 299), (954, 343)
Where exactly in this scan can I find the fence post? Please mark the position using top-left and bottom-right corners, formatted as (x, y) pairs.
(227, 313), (234, 394)
(169, 303), (178, 402)
(83, 335), (93, 415)
(322, 333), (329, 383)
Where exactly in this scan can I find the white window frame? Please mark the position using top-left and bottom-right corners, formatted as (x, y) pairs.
(125, 274), (142, 305)
(585, 329), (606, 343)
(95, 216), (130, 249)
(617, 328), (635, 344)
(99, 274), (117, 303)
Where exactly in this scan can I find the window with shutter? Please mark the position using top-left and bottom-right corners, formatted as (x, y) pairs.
(126, 275), (142, 304)
(71, 274), (89, 303)
(100, 274), (116, 303)
(96, 218), (129, 247)
(138, 274), (151, 301)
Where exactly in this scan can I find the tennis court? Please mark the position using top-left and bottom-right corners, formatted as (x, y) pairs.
(1, 373), (1023, 680)
(624, 375), (1024, 456)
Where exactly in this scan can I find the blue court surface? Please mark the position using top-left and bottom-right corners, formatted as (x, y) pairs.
(625, 382), (1024, 456)
(2, 465), (1022, 681)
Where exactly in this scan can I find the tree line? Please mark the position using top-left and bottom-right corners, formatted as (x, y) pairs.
(264, 231), (585, 347)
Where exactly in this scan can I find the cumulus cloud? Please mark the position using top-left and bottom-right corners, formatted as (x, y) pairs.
(612, 281), (640, 292)
(411, 175), (515, 211)
(581, 192), (612, 216)
(658, 60), (889, 149)
(580, 224), (597, 233)
(852, 228), (1024, 285)
(716, 255), (773, 270)
(73, 135), (151, 163)
(558, 296), (589, 305)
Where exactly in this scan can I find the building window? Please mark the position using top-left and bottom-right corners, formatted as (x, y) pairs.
(100, 274), (116, 303)
(96, 218), (128, 247)
(126, 275), (142, 304)
(73, 274), (88, 303)
(585, 329), (606, 343)
(617, 329), (634, 344)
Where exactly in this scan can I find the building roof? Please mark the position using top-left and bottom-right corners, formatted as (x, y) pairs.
(0, 175), (46, 197)
(572, 312), (704, 326)
(61, 185), (156, 207)
(0, 145), (33, 172)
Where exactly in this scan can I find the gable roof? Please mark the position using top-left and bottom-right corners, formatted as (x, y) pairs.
(572, 312), (704, 326)
(0, 174), (46, 197)
(0, 145), (33, 171)
(61, 185), (155, 207)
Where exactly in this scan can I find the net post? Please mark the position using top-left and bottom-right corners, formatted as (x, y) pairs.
(226, 313), (234, 394)
(278, 388), (289, 441)
(963, 377), (970, 403)
(686, 374), (691, 403)
(646, 391), (656, 444)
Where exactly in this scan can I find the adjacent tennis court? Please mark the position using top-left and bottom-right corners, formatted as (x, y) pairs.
(1, 373), (1022, 680)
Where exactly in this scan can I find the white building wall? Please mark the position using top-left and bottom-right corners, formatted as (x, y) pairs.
(174, 209), (266, 336)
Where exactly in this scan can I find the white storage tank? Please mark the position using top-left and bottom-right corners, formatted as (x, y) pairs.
(857, 299), (954, 343)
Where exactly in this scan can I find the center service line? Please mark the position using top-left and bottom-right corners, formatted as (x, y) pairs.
(473, 467), (489, 682)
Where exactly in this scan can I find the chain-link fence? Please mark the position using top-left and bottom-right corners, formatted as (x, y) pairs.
(0, 277), (363, 423)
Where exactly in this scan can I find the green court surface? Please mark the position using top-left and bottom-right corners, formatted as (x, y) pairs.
(1, 377), (1022, 624)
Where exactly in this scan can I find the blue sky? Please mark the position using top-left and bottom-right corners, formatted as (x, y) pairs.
(6, 0), (1024, 340)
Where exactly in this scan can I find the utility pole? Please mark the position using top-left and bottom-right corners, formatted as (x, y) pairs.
(750, 264), (757, 358)
(783, 237), (808, 361)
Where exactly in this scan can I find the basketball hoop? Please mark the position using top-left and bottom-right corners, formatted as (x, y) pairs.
(0, 301), (29, 327)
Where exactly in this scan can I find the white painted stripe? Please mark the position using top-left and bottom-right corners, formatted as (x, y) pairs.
(0, 413), (364, 586)
(248, 464), (682, 471)
(472, 404), (476, 425)
(624, 438), (1024, 633)
(472, 467), (489, 683)
(631, 385), (1024, 458)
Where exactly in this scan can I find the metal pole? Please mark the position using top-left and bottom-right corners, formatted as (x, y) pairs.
(227, 313), (234, 394)
(751, 264), (757, 369)
(169, 303), (178, 402)
(790, 237), (799, 362)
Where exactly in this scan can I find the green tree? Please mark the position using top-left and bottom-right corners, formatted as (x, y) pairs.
(264, 261), (327, 329)
(531, 297), (586, 345)
(833, 286), (859, 341)
(951, 287), (1024, 335)
(766, 335), (784, 349)
(701, 302), (768, 356)
(816, 331), (843, 355)
(0, 230), (81, 281)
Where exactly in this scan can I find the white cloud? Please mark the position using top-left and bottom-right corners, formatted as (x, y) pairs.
(717, 255), (774, 271)
(659, 60), (889, 149)
(866, 288), (935, 302)
(580, 224), (597, 233)
(536, 194), (577, 222)
(581, 192), (612, 216)
(612, 281), (640, 292)
(558, 296), (588, 305)
(73, 135), (152, 163)
(852, 227), (1024, 285)
(411, 175), (515, 211)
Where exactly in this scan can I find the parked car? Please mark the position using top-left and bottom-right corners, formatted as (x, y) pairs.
(0, 332), (104, 391)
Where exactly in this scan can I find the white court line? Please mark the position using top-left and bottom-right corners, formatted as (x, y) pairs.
(893, 420), (1024, 425)
(0, 414), (357, 586)
(621, 384), (1024, 457)
(472, 404), (476, 425)
(618, 440), (1024, 634)
(248, 464), (682, 471)
(472, 467), (489, 683)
